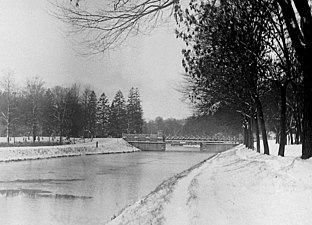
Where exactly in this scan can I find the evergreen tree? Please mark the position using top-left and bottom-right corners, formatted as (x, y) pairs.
(126, 87), (143, 134)
(109, 90), (127, 137)
(96, 92), (110, 137)
(88, 90), (97, 137)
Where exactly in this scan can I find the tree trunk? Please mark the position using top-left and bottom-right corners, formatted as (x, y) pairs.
(295, 112), (300, 144)
(59, 122), (63, 145)
(248, 117), (254, 149)
(278, 84), (287, 156)
(243, 118), (248, 147)
(244, 126), (247, 147)
(32, 127), (36, 142)
(32, 106), (37, 143)
(32, 122), (36, 143)
(6, 112), (10, 145)
(255, 115), (260, 153)
(255, 97), (270, 155)
(275, 127), (280, 144)
(277, 0), (312, 158)
(289, 130), (294, 145)
(294, 97), (302, 144)
(302, 63), (312, 158)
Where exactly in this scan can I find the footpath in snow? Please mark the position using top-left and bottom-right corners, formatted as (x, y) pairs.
(107, 142), (312, 225)
(0, 138), (139, 162)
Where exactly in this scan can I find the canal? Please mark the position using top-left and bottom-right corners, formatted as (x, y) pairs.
(0, 150), (217, 225)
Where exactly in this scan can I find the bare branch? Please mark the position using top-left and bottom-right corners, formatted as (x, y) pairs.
(51, 0), (178, 54)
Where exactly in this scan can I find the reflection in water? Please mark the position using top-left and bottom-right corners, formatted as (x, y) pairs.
(53, 194), (92, 200)
(0, 189), (92, 199)
(0, 151), (216, 225)
(0, 189), (51, 197)
(0, 178), (85, 184)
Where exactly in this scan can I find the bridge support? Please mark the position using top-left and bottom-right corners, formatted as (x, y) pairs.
(122, 133), (166, 151)
(127, 141), (166, 151)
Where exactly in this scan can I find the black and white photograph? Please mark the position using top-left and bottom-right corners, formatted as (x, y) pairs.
(0, 0), (312, 224)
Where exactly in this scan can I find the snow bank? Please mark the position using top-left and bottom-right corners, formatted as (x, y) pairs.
(0, 138), (139, 162)
(257, 139), (302, 157)
(107, 144), (312, 225)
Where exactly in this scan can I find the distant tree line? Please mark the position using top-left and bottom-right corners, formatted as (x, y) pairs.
(0, 74), (143, 144)
(143, 107), (242, 138)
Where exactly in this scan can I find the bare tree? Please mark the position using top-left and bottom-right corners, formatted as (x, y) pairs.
(0, 70), (17, 144)
(51, 86), (70, 144)
(25, 77), (45, 143)
(53, 0), (178, 54)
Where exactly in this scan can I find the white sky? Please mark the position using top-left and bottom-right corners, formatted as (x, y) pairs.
(0, 0), (193, 120)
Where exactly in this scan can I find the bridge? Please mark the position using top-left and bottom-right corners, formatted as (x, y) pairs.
(123, 133), (240, 152)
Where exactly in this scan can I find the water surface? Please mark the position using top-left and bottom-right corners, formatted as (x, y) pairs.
(0, 150), (215, 225)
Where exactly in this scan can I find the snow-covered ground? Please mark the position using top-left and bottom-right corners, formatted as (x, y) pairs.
(107, 141), (312, 225)
(0, 138), (140, 162)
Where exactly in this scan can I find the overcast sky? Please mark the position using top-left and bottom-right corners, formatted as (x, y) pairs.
(0, 0), (193, 120)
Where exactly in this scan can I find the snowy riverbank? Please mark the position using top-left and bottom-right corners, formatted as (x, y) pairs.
(107, 142), (312, 225)
(0, 138), (140, 162)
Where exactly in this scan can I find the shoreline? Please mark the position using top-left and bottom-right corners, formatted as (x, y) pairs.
(0, 138), (140, 163)
(106, 152), (221, 224)
(106, 144), (312, 225)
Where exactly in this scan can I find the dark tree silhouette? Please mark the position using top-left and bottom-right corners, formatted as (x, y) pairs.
(109, 90), (127, 137)
(96, 92), (110, 137)
(126, 87), (143, 134)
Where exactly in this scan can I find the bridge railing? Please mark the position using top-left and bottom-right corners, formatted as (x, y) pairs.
(165, 135), (243, 143)
(122, 133), (165, 143)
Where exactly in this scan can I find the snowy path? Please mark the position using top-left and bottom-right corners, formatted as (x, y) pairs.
(107, 144), (312, 225)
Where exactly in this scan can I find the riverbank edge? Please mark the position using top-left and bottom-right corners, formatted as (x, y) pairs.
(107, 143), (312, 225)
(106, 152), (221, 224)
(0, 138), (140, 163)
